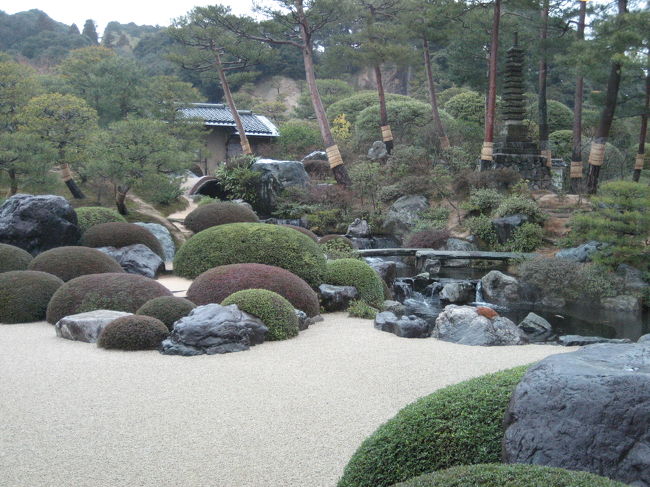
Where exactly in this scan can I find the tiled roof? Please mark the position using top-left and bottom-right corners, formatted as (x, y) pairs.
(179, 103), (279, 137)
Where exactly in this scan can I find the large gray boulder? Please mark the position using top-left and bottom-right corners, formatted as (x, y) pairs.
(347, 218), (371, 238)
(558, 335), (632, 346)
(160, 304), (268, 355)
(382, 195), (429, 243)
(365, 257), (397, 288)
(55, 310), (132, 343)
(374, 312), (432, 338)
(97, 244), (164, 278)
(134, 222), (175, 262)
(491, 214), (529, 244)
(367, 141), (388, 161)
(319, 284), (358, 312)
(439, 281), (476, 304)
(480, 270), (520, 304)
(251, 159), (310, 188)
(518, 312), (552, 335)
(503, 342), (650, 486)
(556, 240), (604, 262)
(0, 194), (80, 255)
(433, 305), (528, 346)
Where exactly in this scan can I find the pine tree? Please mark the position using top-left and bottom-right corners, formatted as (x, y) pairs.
(82, 19), (99, 45)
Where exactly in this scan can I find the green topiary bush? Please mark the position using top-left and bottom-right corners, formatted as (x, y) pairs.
(392, 464), (627, 487)
(186, 263), (320, 317)
(75, 207), (127, 234)
(319, 234), (354, 247)
(0, 270), (64, 323)
(527, 99), (574, 133)
(97, 315), (169, 351)
(0, 243), (33, 272)
(136, 296), (196, 331)
(280, 224), (318, 242)
(463, 188), (505, 215)
(222, 289), (299, 340)
(46, 273), (172, 324)
(275, 120), (323, 159)
(80, 222), (164, 258)
(325, 259), (384, 307)
(444, 91), (485, 125)
(327, 91), (412, 126)
(502, 223), (544, 252)
(173, 222), (327, 286)
(183, 200), (259, 234)
(337, 366), (529, 487)
(493, 196), (546, 224)
(28, 246), (124, 281)
(549, 129), (573, 161)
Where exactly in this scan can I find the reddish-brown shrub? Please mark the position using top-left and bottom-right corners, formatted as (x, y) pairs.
(29, 246), (124, 281)
(80, 222), (164, 258)
(98, 315), (169, 350)
(184, 201), (259, 234)
(280, 224), (318, 242)
(186, 263), (320, 317)
(405, 229), (450, 249)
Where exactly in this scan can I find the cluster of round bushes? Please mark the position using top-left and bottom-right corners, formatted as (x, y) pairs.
(0, 243), (33, 272)
(0, 270), (64, 323)
(29, 246), (124, 282)
(184, 201), (259, 234)
(325, 259), (384, 308)
(97, 315), (169, 351)
(80, 222), (164, 258)
(280, 224), (318, 242)
(174, 223), (327, 287)
(187, 263), (319, 317)
(222, 289), (299, 341)
(75, 206), (126, 234)
(136, 296), (196, 331)
(46, 273), (172, 324)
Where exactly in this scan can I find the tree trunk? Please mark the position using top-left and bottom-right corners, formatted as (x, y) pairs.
(60, 163), (85, 199)
(115, 185), (129, 215)
(539, 0), (551, 168)
(480, 0), (501, 170)
(374, 63), (394, 153)
(214, 45), (253, 156)
(423, 37), (450, 150)
(633, 48), (649, 182)
(570, 0), (586, 193)
(586, 0), (627, 194)
(7, 169), (18, 196)
(295, 0), (350, 186)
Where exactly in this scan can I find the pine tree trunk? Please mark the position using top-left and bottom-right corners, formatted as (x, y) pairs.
(570, 0), (586, 193)
(374, 64), (394, 153)
(586, 0), (627, 194)
(480, 0), (501, 170)
(423, 37), (450, 150)
(539, 0), (551, 168)
(60, 163), (85, 199)
(633, 49), (649, 182)
(115, 185), (129, 216)
(8, 169), (17, 196)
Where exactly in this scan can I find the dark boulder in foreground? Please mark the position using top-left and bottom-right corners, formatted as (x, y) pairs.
(374, 312), (432, 338)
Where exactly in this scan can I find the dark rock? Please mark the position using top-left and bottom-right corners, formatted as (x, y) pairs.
(295, 309), (320, 331)
(250, 159), (310, 215)
(365, 257), (397, 287)
(600, 294), (641, 312)
(393, 278), (413, 302)
(439, 281), (476, 304)
(480, 271), (520, 304)
(0, 194), (80, 255)
(367, 141), (388, 161)
(96, 244), (164, 278)
(503, 342), (650, 486)
(556, 240), (604, 262)
(374, 312), (432, 338)
(518, 312), (552, 335)
(319, 284), (358, 312)
(413, 272), (434, 292)
(424, 282), (443, 297)
(134, 222), (175, 262)
(347, 218), (371, 238)
(301, 151), (327, 162)
(55, 310), (132, 343)
(491, 214), (529, 244)
(382, 300), (406, 315)
(382, 195), (428, 243)
(433, 305), (528, 346)
(558, 335), (633, 347)
(403, 297), (439, 323)
(160, 304), (268, 355)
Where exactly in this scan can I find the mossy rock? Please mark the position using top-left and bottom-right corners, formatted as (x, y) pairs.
(222, 289), (299, 340)
(184, 201), (259, 234)
(174, 222), (326, 287)
(80, 222), (164, 258)
(136, 296), (196, 331)
(75, 207), (126, 234)
(0, 243), (33, 273)
(0, 271), (64, 323)
(337, 367), (529, 487)
(97, 315), (169, 351)
(46, 273), (172, 324)
(392, 464), (627, 487)
(186, 263), (320, 317)
(325, 259), (384, 307)
(28, 246), (124, 281)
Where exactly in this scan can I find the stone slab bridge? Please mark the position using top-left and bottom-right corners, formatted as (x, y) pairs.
(357, 248), (537, 262)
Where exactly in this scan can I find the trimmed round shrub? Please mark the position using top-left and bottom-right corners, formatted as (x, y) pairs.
(327, 91), (412, 126)
(527, 99), (574, 133)
(392, 464), (627, 487)
(325, 259), (384, 307)
(493, 196), (546, 224)
(444, 91), (484, 125)
(222, 289), (299, 340)
(0, 271), (64, 323)
(187, 263), (320, 317)
(319, 234), (354, 247)
(174, 222), (327, 286)
(136, 296), (196, 331)
(97, 315), (169, 351)
(80, 222), (164, 258)
(183, 201), (259, 234)
(0, 243), (33, 272)
(75, 206), (126, 234)
(46, 273), (172, 324)
(280, 224), (318, 242)
(28, 246), (124, 281)
(337, 366), (528, 487)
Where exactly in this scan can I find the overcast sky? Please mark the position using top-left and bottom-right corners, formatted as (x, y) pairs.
(1, 1), (266, 35)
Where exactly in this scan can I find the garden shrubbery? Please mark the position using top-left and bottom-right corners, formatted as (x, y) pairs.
(444, 91), (484, 125)
(347, 300), (379, 319)
(0, 270), (64, 323)
(75, 206), (127, 234)
(136, 296), (196, 331)
(280, 224), (318, 242)
(80, 222), (164, 258)
(404, 229), (450, 249)
(222, 289), (299, 340)
(327, 91), (412, 126)
(183, 201), (259, 234)
(493, 195), (546, 224)
(28, 246), (124, 281)
(527, 99), (573, 132)
(0, 243), (33, 272)
(325, 259), (384, 307)
(186, 263), (320, 317)
(97, 315), (169, 351)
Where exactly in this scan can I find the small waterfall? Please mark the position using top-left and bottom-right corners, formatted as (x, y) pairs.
(393, 279), (413, 302)
(475, 280), (484, 303)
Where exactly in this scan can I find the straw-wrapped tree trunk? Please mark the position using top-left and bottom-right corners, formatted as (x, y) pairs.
(480, 0), (501, 170)
(569, 0), (587, 193)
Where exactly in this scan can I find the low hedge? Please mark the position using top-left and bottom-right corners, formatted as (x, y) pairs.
(222, 289), (299, 340)
(136, 296), (196, 331)
(183, 201), (259, 234)
(97, 315), (169, 351)
(28, 246), (124, 281)
(75, 206), (126, 234)
(0, 243), (33, 272)
(392, 464), (626, 487)
(46, 273), (172, 324)
(174, 222), (327, 287)
(337, 366), (529, 487)
(186, 263), (320, 317)
(0, 270), (64, 323)
(325, 259), (384, 307)
(80, 222), (164, 258)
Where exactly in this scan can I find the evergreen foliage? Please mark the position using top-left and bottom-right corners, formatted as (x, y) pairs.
(136, 296), (196, 331)
(0, 270), (63, 323)
(97, 315), (169, 351)
(0, 243), (33, 273)
(28, 246), (124, 281)
(325, 259), (384, 307)
(184, 201), (259, 234)
(75, 207), (127, 234)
